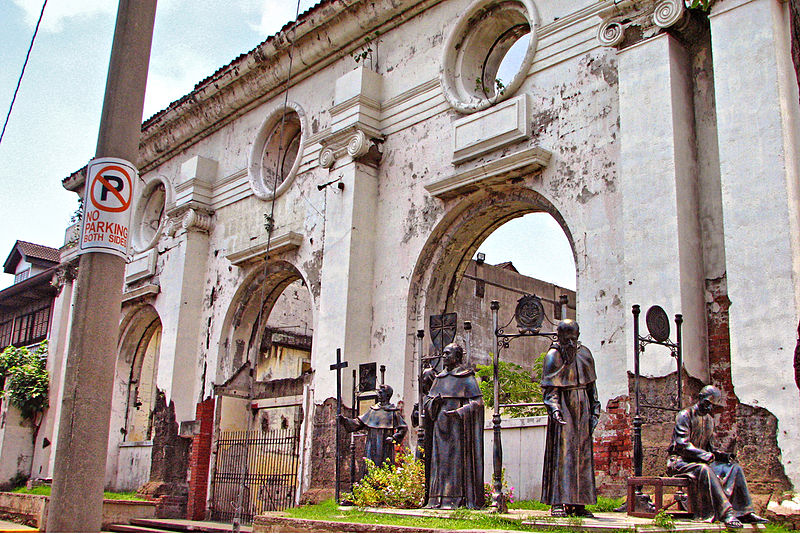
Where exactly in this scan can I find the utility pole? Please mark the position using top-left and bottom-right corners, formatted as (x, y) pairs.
(47, 1), (156, 531)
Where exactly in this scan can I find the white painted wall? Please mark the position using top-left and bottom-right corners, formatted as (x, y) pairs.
(484, 416), (547, 502)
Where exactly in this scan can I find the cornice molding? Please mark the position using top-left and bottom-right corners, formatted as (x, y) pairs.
(424, 146), (551, 199)
(135, 0), (444, 176)
(225, 231), (304, 267)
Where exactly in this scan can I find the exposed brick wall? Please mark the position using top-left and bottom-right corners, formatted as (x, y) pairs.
(593, 396), (633, 497)
(186, 397), (215, 521)
(705, 276), (737, 447)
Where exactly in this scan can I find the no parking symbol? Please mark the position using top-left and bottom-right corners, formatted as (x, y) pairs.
(79, 157), (138, 258)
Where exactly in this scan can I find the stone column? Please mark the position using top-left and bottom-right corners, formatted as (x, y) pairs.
(617, 32), (708, 381)
(156, 157), (215, 423)
(709, 0), (800, 487)
(313, 66), (383, 401)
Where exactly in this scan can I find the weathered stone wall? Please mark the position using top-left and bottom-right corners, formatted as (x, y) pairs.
(453, 259), (575, 372)
(40, 0), (797, 501)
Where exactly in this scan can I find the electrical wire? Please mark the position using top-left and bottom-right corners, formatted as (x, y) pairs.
(0, 0), (48, 148)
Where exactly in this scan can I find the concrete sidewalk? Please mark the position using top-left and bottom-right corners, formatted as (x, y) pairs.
(0, 518), (36, 532)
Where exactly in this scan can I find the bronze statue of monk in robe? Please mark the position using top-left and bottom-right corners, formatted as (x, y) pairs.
(423, 343), (484, 509)
(541, 319), (600, 517)
(338, 384), (407, 467)
(667, 385), (767, 528)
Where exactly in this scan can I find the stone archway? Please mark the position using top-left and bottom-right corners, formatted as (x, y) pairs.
(404, 185), (576, 404)
(107, 304), (163, 491)
(211, 260), (314, 517)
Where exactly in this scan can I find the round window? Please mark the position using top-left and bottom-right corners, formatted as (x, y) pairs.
(441, 0), (539, 113)
(249, 103), (307, 200)
(131, 178), (169, 253)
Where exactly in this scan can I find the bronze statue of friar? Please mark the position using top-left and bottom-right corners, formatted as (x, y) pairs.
(667, 385), (768, 528)
(422, 342), (484, 509)
(338, 384), (408, 467)
(541, 319), (600, 517)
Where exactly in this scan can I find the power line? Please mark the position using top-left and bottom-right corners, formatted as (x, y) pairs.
(0, 0), (48, 148)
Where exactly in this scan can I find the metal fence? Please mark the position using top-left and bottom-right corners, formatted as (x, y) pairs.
(209, 428), (300, 523)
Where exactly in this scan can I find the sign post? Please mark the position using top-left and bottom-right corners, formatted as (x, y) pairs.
(47, 1), (156, 531)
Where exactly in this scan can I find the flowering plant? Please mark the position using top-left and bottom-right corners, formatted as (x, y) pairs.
(344, 448), (425, 508)
(484, 467), (514, 504)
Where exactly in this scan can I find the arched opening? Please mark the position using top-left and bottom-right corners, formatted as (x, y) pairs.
(404, 186), (577, 502)
(464, 212), (576, 371)
(107, 305), (163, 491)
(211, 261), (314, 519)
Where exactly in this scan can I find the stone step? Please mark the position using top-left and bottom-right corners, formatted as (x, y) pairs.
(128, 518), (251, 532)
(107, 524), (170, 533)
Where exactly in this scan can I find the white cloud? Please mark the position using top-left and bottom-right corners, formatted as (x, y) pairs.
(12, 0), (115, 33)
(143, 47), (213, 118)
(252, 0), (317, 37)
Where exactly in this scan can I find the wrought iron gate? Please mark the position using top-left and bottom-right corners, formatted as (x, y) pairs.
(210, 428), (300, 523)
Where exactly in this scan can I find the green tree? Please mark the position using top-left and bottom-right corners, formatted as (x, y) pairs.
(0, 343), (49, 443)
(476, 354), (546, 418)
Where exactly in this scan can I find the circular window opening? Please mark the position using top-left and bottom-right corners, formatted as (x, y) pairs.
(441, 0), (538, 113)
(483, 25), (531, 99)
(131, 179), (167, 253)
(249, 103), (307, 200)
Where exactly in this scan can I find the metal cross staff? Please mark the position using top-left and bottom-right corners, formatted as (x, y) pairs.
(330, 348), (348, 503)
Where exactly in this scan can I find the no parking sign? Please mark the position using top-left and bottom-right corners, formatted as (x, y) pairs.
(79, 157), (137, 258)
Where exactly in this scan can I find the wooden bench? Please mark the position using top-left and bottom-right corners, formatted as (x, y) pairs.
(626, 476), (692, 518)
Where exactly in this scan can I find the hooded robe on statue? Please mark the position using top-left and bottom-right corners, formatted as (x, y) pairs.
(540, 330), (600, 508)
(422, 346), (484, 509)
(340, 386), (407, 467)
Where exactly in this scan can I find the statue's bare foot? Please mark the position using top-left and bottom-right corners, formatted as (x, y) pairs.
(738, 513), (768, 524)
(723, 515), (743, 529)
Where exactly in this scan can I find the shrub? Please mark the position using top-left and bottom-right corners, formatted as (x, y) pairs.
(0, 343), (49, 420)
(344, 448), (425, 509)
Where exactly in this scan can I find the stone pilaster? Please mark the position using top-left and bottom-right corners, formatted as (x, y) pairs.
(616, 31), (708, 381)
(313, 66), (383, 401)
(709, 0), (800, 488)
(156, 157), (215, 423)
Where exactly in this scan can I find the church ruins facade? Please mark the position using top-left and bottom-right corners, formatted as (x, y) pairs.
(22, 0), (800, 512)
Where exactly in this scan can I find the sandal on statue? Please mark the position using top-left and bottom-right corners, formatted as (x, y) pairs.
(551, 504), (567, 517)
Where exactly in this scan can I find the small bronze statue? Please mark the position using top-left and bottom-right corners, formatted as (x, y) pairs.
(667, 385), (767, 527)
(541, 319), (600, 517)
(338, 384), (408, 467)
(422, 343), (484, 509)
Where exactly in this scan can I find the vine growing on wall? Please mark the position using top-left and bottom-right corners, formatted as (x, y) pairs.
(686, 0), (714, 11)
(0, 343), (49, 443)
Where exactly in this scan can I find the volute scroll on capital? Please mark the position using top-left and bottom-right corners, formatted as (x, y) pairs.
(318, 127), (383, 169)
(596, 0), (690, 49)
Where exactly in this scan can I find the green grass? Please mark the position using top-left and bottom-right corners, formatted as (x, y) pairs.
(284, 499), (588, 532)
(11, 485), (148, 501)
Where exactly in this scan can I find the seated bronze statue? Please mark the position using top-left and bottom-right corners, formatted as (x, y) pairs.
(667, 385), (767, 528)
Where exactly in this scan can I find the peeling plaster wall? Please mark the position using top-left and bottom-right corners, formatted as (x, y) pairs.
(81, 0), (800, 498)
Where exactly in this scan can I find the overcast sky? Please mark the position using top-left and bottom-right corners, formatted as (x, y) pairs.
(0, 0), (575, 290)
